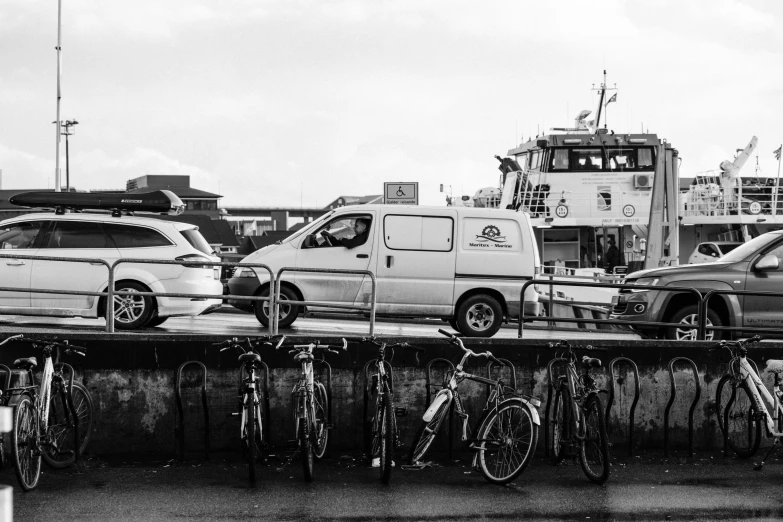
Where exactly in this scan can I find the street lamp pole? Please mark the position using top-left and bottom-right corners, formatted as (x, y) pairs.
(54, 120), (78, 191)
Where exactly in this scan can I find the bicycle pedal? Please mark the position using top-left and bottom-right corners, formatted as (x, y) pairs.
(394, 407), (408, 418)
(229, 412), (240, 417)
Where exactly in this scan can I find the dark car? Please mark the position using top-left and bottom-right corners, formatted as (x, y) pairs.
(610, 231), (783, 341)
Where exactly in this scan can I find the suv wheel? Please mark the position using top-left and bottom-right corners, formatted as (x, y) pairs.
(255, 286), (300, 328)
(456, 294), (503, 338)
(112, 282), (154, 330)
(665, 305), (724, 341)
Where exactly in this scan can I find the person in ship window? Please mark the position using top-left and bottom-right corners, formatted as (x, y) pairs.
(580, 246), (592, 268)
(605, 238), (621, 273)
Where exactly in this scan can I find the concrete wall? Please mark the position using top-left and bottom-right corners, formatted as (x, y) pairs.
(7, 334), (778, 457)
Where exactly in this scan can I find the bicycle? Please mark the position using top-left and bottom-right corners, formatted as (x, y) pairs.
(548, 339), (610, 484)
(278, 338), (346, 481)
(213, 335), (284, 486)
(357, 336), (425, 484)
(6, 336), (93, 491)
(713, 335), (783, 469)
(407, 329), (540, 485)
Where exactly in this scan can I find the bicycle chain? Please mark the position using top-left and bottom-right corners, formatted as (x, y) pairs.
(275, 446), (301, 473)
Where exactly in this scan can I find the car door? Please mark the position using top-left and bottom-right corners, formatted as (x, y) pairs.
(294, 212), (375, 307)
(374, 211), (457, 315)
(30, 220), (120, 312)
(742, 240), (783, 330)
(0, 220), (47, 309)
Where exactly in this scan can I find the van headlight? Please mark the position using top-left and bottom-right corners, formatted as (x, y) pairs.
(628, 277), (659, 292)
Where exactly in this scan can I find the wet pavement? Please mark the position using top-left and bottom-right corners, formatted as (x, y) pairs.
(6, 449), (783, 521)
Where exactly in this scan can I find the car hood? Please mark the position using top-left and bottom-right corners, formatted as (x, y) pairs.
(242, 243), (280, 262)
(626, 261), (733, 280)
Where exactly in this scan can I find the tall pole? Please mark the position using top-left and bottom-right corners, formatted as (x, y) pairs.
(54, 0), (63, 192)
(778, 144), (782, 179)
(65, 133), (70, 191)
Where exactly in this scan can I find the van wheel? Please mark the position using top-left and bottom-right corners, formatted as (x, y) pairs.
(255, 286), (300, 328)
(456, 294), (503, 338)
(665, 304), (723, 341)
(112, 282), (154, 330)
(448, 318), (461, 333)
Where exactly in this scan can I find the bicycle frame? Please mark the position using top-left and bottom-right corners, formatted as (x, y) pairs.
(292, 346), (318, 435)
(240, 363), (263, 444)
(734, 355), (783, 437)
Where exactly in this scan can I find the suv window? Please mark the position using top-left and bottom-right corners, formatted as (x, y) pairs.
(0, 221), (45, 249)
(42, 221), (111, 249)
(180, 229), (214, 255)
(103, 223), (174, 249)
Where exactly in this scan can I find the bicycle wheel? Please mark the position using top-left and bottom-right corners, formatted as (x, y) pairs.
(379, 383), (394, 484)
(12, 394), (42, 491)
(579, 393), (610, 484)
(244, 395), (258, 486)
(551, 386), (570, 464)
(476, 400), (538, 485)
(313, 382), (329, 459)
(407, 398), (450, 465)
(300, 401), (314, 481)
(43, 382), (94, 468)
(718, 379), (761, 458)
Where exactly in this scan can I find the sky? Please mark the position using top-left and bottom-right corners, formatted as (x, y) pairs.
(1, 0), (782, 208)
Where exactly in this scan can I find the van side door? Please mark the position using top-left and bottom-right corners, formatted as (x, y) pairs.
(374, 211), (456, 315)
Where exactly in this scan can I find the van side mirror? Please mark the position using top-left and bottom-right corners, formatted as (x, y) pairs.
(302, 234), (316, 249)
(754, 254), (779, 271)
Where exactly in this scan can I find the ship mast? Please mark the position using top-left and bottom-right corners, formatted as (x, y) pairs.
(591, 70), (616, 131)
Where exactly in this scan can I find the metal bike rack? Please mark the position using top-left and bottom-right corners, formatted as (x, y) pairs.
(175, 361), (210, 461)
(362, 359), (394, 458)
(425, 358), (456, 459)
(314, 357), (334, 426)
(485, 359), (518, 395)
(544, 357), (568, 458)
(664, 357), (701, 458)
(605, 357), (640, 457)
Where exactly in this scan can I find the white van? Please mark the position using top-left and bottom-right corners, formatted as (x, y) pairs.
(227, 205), (541, 337)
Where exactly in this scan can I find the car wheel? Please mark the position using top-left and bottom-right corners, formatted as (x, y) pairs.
(254, 285), (300, 329)
(112, 281), (154, 330)
(456, 294), (503, 338)
(665, 304), (723, 341)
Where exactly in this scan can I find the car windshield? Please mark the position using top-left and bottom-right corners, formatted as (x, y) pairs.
(720, 233), (783, 263)
(281, 211), (334, 244)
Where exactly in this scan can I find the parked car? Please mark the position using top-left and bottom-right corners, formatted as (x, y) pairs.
(610, 231), (783, 341)
(686, 241), (743, 264)
(0, 199), (223, 329)
(227, 204), (542, 337)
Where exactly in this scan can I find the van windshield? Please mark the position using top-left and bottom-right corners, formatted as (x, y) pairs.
(720, 233), (783, 263)
(281, 211), (334, 244)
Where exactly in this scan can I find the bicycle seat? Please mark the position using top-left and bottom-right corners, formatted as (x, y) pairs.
(581, 356), (602, 369)
(295, 352), (314, 362)
(13, 357), (37, 370)
(238, 353), (262, 365)
(765, 359), (783, 374)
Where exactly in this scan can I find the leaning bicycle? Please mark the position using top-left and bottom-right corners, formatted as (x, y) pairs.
(278, 338), (345, 481)
(408, 329), (540, 485)
(6, 336), (93, 491)
(713, 335), (783, 468)
(356, 336), (425, 484)
(549, 339), (610, 484)
(214, 335), (284, 486)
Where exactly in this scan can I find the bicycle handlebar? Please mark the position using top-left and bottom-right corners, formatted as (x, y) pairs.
(0, 334), (23, 347)
(14, 337), (87, 356)
(281, 338), (348, 352)
(437, 329), (500, 364)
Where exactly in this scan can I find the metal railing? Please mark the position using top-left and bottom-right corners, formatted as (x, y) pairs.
(272, 267), (377, 336)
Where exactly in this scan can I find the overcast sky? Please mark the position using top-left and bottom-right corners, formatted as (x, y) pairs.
(1, 0), (782, 207)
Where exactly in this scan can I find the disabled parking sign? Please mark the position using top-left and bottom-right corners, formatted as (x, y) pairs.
(384, 182), (418, 205)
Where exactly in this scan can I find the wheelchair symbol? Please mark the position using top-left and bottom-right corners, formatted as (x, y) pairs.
(396, 186), (405, 197)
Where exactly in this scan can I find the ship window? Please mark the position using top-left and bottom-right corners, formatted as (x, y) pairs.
(573, 149), (603, 170)
(607, 149), (635, 170)
(551, 149), (569, 170)
(638, 148), (653, 167)
(529, 151), (541, 170)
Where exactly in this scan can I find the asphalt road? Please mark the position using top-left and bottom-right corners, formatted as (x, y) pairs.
(0, 308), (641, 340)
(6, 450), (783, 522)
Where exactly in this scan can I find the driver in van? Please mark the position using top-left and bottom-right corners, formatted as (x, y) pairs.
(338, 218), (370, 249)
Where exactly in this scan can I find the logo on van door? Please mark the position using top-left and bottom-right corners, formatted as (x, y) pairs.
(476, 225), (506, 243)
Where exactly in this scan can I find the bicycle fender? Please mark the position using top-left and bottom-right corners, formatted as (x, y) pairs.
(423, 389), (452, 422)
(499, 397), (540, 426)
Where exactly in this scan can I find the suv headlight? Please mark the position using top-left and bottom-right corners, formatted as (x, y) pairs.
(628, 277), (659, 292)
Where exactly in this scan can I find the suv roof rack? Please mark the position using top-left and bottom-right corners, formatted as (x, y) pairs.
(8, 190), (185, 217)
